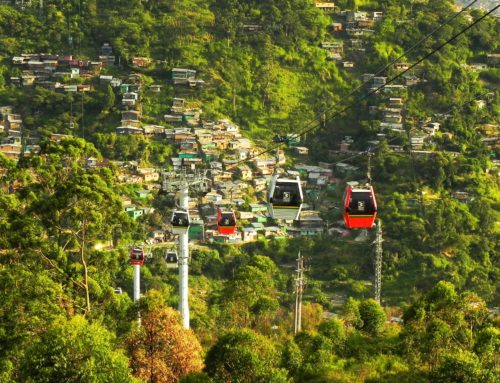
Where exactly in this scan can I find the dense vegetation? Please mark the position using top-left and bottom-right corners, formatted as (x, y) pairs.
(0, 0), (498, 382)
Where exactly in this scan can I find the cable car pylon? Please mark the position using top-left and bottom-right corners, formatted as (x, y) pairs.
(178, 184), (190, 329)
(163, 169), (210, 329)
(373, 221), (383, 304)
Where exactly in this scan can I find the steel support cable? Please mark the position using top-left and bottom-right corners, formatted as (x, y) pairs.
(295, 0), (481, 135)
(228, 3), (499, 169)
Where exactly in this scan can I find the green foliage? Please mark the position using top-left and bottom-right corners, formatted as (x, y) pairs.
(20, 315), (135, 383)
(319, 318), (347, 352)
(205, 329), (288, 383)
(0, 1), (498, 382)
(358, 299), (387, 336)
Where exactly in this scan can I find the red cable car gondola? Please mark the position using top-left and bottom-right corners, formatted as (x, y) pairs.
(130, 247), (145, 266)
(343, 185), (377, 229)
(217, 210), (237, 235)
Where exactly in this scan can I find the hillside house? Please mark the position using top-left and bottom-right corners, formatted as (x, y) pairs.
(388, 97), (403, 107)
(172, 68), (196, 85)
(85, 157), (98, 167)
(50, 133), (72, 142)
(204, 191), (223, 204)
(242, 24), (262, 33)
(345, 11), (367, 22)
(202, 149), (220, 162)
(295, 146), (309, 155)
(315, 2), (336, 12)
(121, 119), (140, 128)
(78, 84), (91, 92)
(0, 143), (22, 160)
(135, 190), (151, 199)
(321, 41), (343, 54)
(164, 114), (183, 124)
(116, 126), (144, 135)
(393, 63), (410, 71)
(171, 98), (185, 114)
(123, 92), (138, 101)
(331, 22), (343, 32)
(469, 63), (488, 71)
(21, 75), (36, 86)
(241, 227), (258, 242)
(132, 57), (152, 67)
(125, 205), (144, 220)
(423, 122), (440, 136)
(252, 177), (267, 192)
(63, 85), (78, 92)
(403, 74), (420, 86)
(237, 165), (253, 180)
(137, 168), (159, 182)
(213, 171), (233, 182)
(384, 110), (402, 123)
(122, 110), (141, 121)
(380, 122), (404, 132)
(357, 19), (374, 28)
(100, 75), (113, 83)
(109, 78), (122, 90)
(382, 84), (405, 93)
(143, 125), (165, 136)
(372, 76), (387, 87)
(410, 135), (426, 150)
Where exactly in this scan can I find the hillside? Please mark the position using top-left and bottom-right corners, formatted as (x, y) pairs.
(0, 1), (499, 382)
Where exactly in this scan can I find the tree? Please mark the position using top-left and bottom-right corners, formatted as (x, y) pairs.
(104, 84), (116, 110)
(20, 315), (135, 383)
(343, 297), (362, 329)
(431, 351), (484, 383)
(126, 297), (203, 383)
(401, 281), (494, 378)
(318, 318), (346, 352)
(218, 255), (281, 329)
(205, 329), (288, 383)
(358, 299), (387, 337)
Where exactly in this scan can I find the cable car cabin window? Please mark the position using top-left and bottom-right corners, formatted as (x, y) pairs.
(165, 252), (177, 262)
(131, 249), (144, 261)
(347, 192), (376, 215)
(172, 213), (189, 226)
(271, 182), (301, 207)
(220, 213), (236, 226)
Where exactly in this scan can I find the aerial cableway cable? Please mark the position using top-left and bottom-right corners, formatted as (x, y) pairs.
(295, 0), (482, 137)
(228, 2), (499, 169)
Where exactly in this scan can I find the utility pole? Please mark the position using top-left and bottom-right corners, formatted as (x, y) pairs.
(178, 182), (190, 329)
(294, 251), (305, 334)
(373, 221), (383, 304)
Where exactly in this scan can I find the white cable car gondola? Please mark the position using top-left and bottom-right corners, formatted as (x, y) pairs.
(164, 251), (178, 268)
(171, 209), (190, 235)
(267, 175), (304, 221)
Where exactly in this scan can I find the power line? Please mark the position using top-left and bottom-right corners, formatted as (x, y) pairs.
(296, 0), (481, 137)
(228, 3), (499, 169)
(300, 90), (498, 171)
